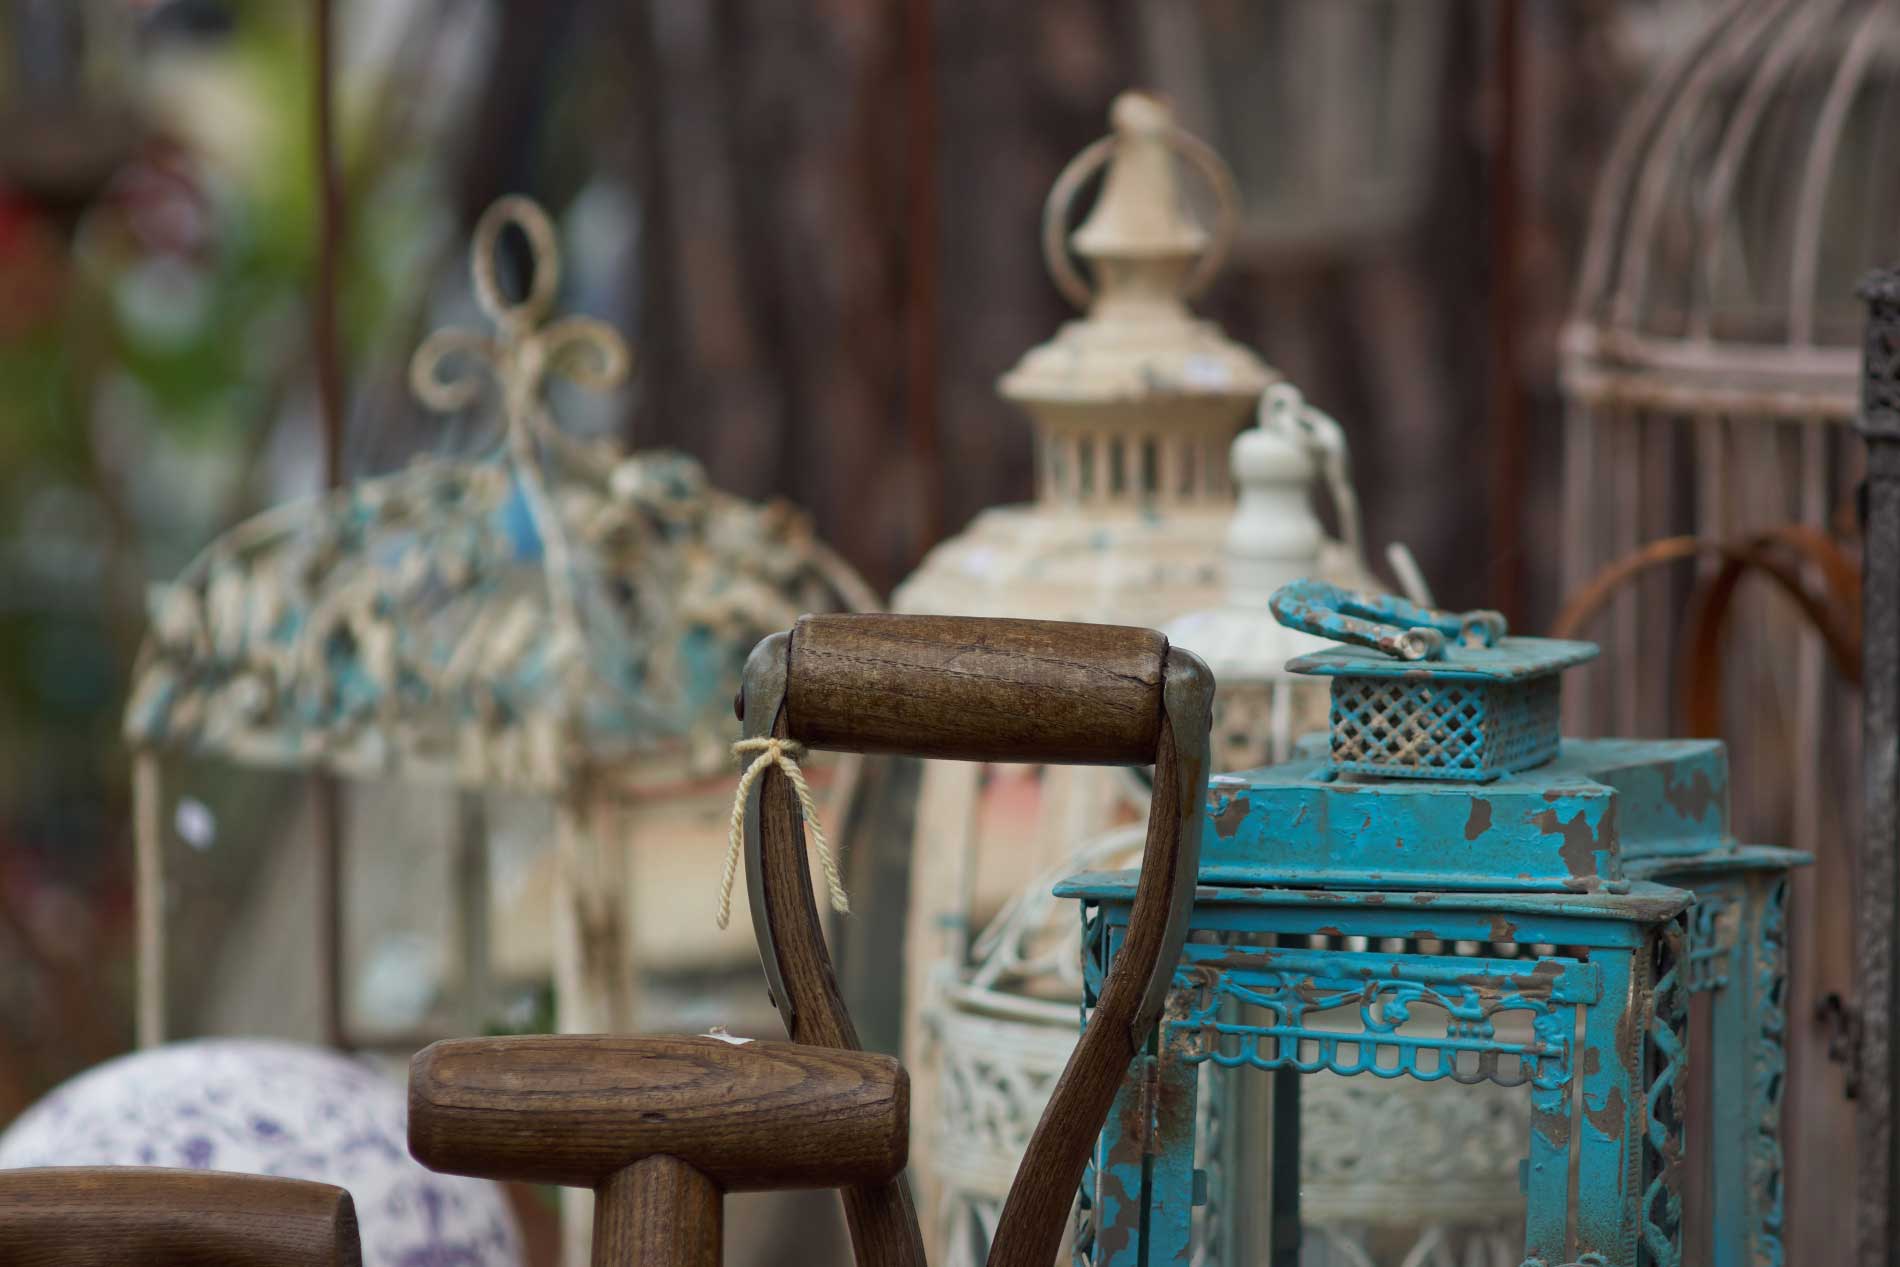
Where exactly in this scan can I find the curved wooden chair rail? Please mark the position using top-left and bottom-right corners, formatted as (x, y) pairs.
(738, 613), (1214, 1267)
(0, 1167), (361, 1266)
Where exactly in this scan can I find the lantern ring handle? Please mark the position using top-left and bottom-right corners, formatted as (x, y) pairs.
(471, 194), (562, 331)
(1039, 123), (1240, 311)
(1269, 577), (1507, 662)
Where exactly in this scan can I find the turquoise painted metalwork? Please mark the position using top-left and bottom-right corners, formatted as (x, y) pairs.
(1058, 581), (1816, 1267)
(1065, 878), (1693, 1267)
(1628, 846), (1803, 1267)
(1271, 578), (1595, 782)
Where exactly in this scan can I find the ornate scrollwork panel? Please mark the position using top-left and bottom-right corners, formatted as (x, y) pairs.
(1163, 945), (1590, 1092)
(1640, 917), (1690, 1267)
(1749, 877), (1789, 1266)
(1686, 892), (1734, 995)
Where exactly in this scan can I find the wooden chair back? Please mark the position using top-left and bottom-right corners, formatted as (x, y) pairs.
(737, 614), (1212, 1267)
(409, 614), (1213, 1267)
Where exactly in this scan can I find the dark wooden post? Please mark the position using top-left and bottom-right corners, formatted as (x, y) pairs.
(1856, 267), (1900, 1267)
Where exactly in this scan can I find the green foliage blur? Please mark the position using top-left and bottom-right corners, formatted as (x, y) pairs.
(0, 0), (467, 1112)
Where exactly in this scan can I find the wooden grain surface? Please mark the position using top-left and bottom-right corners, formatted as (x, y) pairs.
(754, 705), (930, 1267)
(0, 1166), (361, 1266)
(594, 1156), (721, 1267)
(786, 613), (1165, 764)
(988, 711), (1193, 1267)
(408, 1033), (907, 1192)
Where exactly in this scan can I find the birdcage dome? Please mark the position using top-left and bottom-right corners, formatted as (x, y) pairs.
(124, 197), (873, 796)
(123, 446), (871, 793)
(1564, 0), (1900, 417)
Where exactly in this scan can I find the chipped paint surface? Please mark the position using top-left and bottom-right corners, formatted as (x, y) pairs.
(1065, 651), (1770, 1265)
(1078, 877), (1694, 1266)
(1625, 857), (1802, 1267)
(1193, 739), (1754, 895)
(1211, 792), (1250, 839)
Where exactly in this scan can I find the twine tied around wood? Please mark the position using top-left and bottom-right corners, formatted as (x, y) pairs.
(720, 738), (849, 930)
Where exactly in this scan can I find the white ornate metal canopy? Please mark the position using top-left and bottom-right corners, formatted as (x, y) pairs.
(126, 198), (872, 794)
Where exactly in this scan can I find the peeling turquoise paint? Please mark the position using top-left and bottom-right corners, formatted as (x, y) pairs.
(1060, 584), (1802, 1267)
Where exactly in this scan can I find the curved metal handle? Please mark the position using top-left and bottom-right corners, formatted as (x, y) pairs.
(735, 616), (1214, 1267)
(1270, 577), (1506, 662)
(1260, 384), (1365, 565)
(1040, 123), (1240, 311)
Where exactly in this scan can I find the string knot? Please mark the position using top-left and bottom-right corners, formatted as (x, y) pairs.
(720, 738), (849, 930)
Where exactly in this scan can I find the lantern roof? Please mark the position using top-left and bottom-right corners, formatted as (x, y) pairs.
(123, 197), (873, 794)
(896, 92), (1277, 627)
(1563, 0), (1900, 417)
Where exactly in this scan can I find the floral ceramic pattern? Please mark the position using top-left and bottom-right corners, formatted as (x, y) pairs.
(0, 1039), (522, 1267)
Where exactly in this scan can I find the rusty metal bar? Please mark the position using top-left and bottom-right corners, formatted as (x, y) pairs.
(311, 0), (348, 1052)
(1855, 267), (1900, 1267)
(1485, 0), (1524, 623)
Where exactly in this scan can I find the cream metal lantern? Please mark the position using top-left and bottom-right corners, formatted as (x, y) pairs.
(923, 384), (1427, 1265)
(892, 95), (1275, 1243)
(122, 195), (873, 1051)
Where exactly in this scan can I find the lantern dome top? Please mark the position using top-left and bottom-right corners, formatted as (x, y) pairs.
(998, 91), (1275, 413)
(123, 197), (872, 794)
(1563, 0), (1900, 417)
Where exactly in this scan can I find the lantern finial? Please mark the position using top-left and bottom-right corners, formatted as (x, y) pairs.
(1068, 92), (1209, 279)
(997, 92), (1274, 513)
(407, 195), (630, 646)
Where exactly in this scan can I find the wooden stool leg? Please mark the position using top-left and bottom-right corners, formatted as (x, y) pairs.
(596, 1157), (721, 1267)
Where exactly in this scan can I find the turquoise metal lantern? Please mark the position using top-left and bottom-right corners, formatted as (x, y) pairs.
(1057, 580), (1802, 1267)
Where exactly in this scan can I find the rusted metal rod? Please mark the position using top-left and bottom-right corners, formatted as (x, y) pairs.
(311, 0), (348, 1051)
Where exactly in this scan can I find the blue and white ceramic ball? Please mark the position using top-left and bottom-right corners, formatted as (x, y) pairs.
(0, 1038), (522, 1267)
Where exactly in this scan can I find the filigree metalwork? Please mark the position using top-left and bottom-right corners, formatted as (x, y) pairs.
(1751, 878), (1789, 1266)
(409, 195), (629, 644)
(1640, 917), (1689, 1267)
(1165, 948), (1581, 1091)
(1686, 893), (1732, 994)
(124, 196), (872, 788)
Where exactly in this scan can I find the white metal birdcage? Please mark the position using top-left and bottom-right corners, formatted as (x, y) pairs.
(122, 195), (875, 1051)
(895, 92), (1288, 1255)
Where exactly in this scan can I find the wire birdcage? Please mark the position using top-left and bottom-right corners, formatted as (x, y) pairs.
(1561, 0), (1890, 844)
(1558, 0), (1893, 1246)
